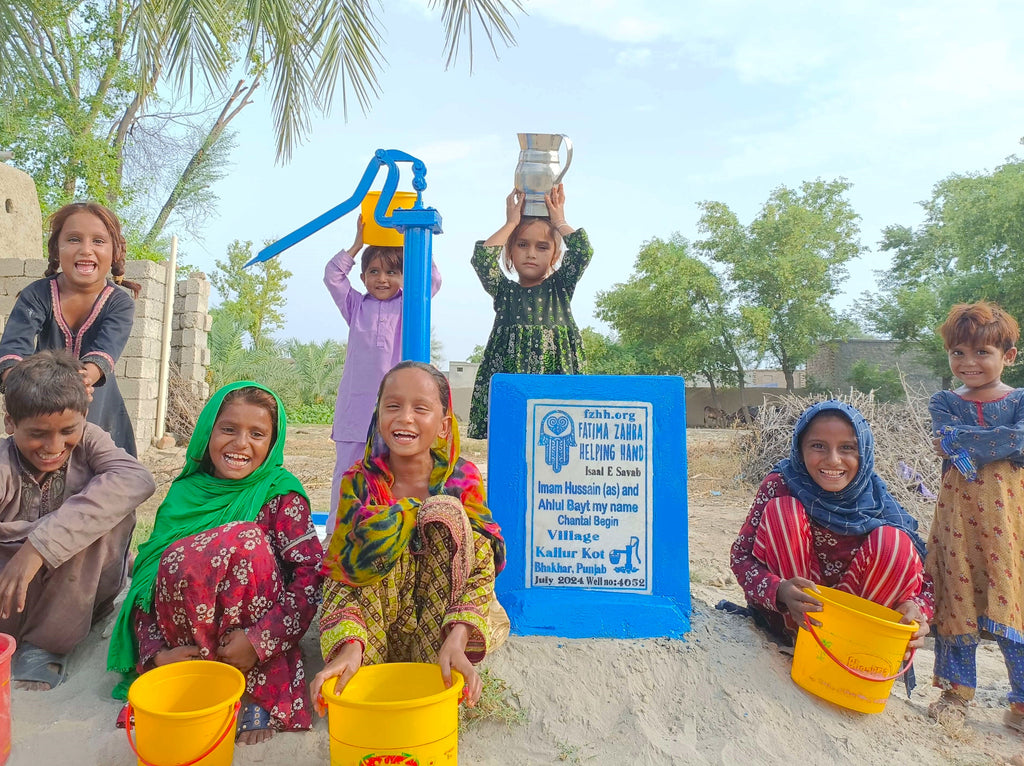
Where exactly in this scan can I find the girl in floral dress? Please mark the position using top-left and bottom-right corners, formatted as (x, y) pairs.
(313, 361), (505, 709)
(468, 184), (592, 438)
(926, 302), (1024, 733)
(108, 382), (323, 745)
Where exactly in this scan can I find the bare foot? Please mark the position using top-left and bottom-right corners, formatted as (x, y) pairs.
(237, 727), (274, 746)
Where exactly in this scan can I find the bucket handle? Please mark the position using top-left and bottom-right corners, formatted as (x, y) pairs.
(801, 614), (916, 682)
(125, 701), (240, 766)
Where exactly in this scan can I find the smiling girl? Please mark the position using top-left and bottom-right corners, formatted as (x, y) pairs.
(729, 400), (931, 652)
(0, 202), (141, 456)
(926, 302), (1024, 732)
(468, 183), (593, 439)
(108, 382), (323, 746)
(314, 361), (505, 710)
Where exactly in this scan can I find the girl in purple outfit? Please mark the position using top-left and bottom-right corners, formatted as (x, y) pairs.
(323, 216), (441, 533)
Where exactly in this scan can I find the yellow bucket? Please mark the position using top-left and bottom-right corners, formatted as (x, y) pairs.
(126, 660), (245, 766)
(361, 191), (418, 247)
(791, 586), (916, 714)
(324, 662), (464, 766)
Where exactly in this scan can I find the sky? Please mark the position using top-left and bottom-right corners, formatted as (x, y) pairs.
(173, 0), (1024, 365)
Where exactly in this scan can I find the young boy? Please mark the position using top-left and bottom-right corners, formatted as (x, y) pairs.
(323, 215), (441, 534)
(0, 350), (155, 690)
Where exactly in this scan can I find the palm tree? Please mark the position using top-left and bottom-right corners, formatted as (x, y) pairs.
(1, 0), (522, 239)
(2, 0), (522, 161)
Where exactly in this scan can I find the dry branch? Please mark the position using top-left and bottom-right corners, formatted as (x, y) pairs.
(737, 387), (941, 528)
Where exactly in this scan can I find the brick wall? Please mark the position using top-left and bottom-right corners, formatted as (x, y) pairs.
(805, 339), (940, 393)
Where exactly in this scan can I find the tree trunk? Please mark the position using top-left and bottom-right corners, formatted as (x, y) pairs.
(143, 79), (258, 245)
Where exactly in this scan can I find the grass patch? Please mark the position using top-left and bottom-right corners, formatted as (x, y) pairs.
(130, 515), (155, 555)
(460, 667), (526, 730)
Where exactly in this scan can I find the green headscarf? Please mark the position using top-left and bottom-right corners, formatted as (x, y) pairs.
(107, 381), (307, 694)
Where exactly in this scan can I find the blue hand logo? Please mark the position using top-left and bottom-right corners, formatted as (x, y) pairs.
(538, 410), (576, 473)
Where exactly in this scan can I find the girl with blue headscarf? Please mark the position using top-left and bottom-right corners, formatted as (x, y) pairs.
(729, 400), (932, 650)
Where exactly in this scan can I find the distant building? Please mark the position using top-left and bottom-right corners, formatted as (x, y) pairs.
(447, 361), (480, 426)
(686, 368), (805, 389)
(805, 338), (941, 394)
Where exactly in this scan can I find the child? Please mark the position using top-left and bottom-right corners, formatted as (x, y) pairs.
(926, 301), (1024, 731)
(0, 350), (155, 690)
(0, 202), (141, 456)
(729, 400), (931, 652)
(313, 361), (505, 709)
(324, 215), (442, 533)
(469, 184), (592, 439)
(108, 382), (323, 746)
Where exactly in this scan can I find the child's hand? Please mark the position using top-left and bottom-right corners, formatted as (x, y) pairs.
(437, 623), (482, 706)
(216, 629), (259, 673)
(0, 541), (44, 619)
(350, 215), (365, 255)
(310, 640), (363, 716)
(79, 367), (95, 403)
(504, 189), (524, 227)
(154, 645), (202, 666)
(776, 576), (823, 627)
(931, 436), (946, 458)
(894, 600), (928, 659)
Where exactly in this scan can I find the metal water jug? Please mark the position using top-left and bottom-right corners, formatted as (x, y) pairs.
(514, 133), (573, 217)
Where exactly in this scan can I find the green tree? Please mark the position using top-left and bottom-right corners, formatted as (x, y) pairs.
(858, 155), (1024, 388)
(697, 178), (865, 392)
(207, 307), (295, 398)
(1, 0), (522, 248)
(209, 240), (291, 346)
(286, 338), (346, 406)
(580, 327), (647, 376)
(594, 235), (751, 407)
(847, 360), (905, 403)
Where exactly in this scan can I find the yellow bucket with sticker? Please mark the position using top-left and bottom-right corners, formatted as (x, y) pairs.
(791, 586), (916, 714)
(361, 191), (418, 247)
(324, 662), (463, 765)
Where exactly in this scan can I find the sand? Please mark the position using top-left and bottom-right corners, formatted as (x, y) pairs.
(6, 428), (1024, 765)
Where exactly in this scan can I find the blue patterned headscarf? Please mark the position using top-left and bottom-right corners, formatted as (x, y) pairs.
(776, 400), (928, 560)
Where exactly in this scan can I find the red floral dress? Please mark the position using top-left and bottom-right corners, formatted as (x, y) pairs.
(133, 491), (322, 730)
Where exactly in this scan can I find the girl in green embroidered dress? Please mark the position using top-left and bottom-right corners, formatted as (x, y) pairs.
(468, 184), (593, 438)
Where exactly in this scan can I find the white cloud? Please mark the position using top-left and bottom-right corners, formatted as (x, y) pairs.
(615, 48), (653, 68)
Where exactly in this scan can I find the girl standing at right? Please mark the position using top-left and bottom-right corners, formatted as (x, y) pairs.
(927, 301), (1024, 732)
(0, 202), (140, 456)
(468, 184), (593, 439)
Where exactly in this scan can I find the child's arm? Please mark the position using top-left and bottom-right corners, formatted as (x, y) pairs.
(730, 473), (793, 613)
(78, 288), (135, 387)
(930, 390), (1024, 467)
(323, 216), (366, 324)
(437, 528), (493, 706)
(545, 183), (574, 235)
(0, 282), (50, 384)
(26, 424), (155, 570)
(482, 189), (523, 246)
(311, 577), (368, 714)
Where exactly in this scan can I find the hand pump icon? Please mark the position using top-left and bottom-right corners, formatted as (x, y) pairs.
(609, 536), (641, 574)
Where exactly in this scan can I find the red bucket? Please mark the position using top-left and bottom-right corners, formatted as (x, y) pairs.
(0, 634), (16, 765)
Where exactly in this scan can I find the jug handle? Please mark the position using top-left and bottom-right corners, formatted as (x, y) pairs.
(552, 135), (573, 187)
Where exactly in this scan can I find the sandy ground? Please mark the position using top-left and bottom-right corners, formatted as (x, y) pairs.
(6, 427), (1024, 765)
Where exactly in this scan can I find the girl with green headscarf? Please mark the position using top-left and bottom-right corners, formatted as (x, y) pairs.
(107, 382), (323, 744)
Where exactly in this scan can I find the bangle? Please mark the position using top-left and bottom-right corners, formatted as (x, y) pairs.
(551, 220), (566, 227)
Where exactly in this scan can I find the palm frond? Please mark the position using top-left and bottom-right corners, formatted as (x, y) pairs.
(430, 0), (522, 72)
